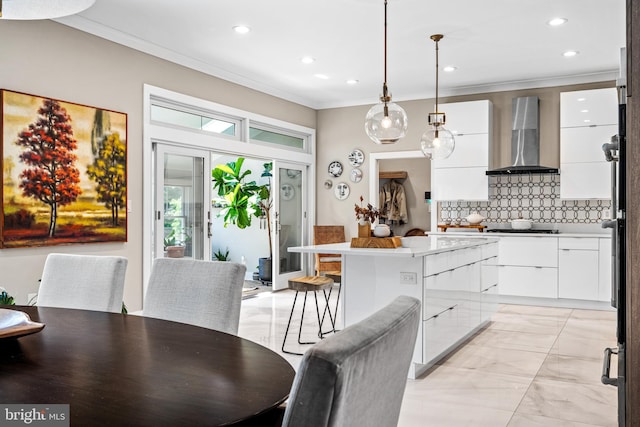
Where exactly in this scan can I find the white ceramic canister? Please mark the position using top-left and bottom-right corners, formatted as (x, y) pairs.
(373, 224), (391, 237)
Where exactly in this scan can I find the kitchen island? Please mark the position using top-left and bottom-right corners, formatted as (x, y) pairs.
(289, 235), (499, 378)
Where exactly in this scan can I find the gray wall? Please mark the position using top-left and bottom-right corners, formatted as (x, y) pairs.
(0, 20), (315, 310)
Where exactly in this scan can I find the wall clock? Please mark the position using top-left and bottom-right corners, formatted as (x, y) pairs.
(348, 148), (365, 167)
(350, 168), (363, 183)
(334, 182), (350, 200)
(328, 160), (343, 177)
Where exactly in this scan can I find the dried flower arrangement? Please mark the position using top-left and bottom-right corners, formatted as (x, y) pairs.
(354, 196), (379, 224)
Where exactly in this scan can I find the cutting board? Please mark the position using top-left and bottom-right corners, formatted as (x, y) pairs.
(350, 237), (402, 248)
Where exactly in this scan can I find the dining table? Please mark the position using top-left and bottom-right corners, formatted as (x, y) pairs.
(0, 306), (295, 426)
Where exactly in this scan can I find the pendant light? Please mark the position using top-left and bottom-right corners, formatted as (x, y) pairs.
(364, 0), (408, 145)
(421, 34), (455, 160)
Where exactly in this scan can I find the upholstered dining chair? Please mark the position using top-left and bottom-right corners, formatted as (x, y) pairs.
(280, 295), (421, 427)
(37, 253), (128, 313)
(143, 258), (246, 335)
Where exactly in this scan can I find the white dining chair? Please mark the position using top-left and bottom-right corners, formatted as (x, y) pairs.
(143, 258), (246, 335)
(37, 253), (128, 313)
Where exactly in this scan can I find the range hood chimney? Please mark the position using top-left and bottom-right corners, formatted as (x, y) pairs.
(486, 96), (558, 175)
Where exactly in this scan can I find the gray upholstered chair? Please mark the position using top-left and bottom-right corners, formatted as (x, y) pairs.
(38, 253), (128, 313)
(143, 258), (246, 335)
(281, 295), (421, 427)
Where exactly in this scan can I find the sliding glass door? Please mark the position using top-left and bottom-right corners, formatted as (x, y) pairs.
(153, 144), (210, 264)
(272, 161), (307, 290)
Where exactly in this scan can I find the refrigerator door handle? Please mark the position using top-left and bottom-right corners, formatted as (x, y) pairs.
(601, 347), (619, 387)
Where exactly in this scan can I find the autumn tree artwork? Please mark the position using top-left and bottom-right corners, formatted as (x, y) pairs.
(1, 90), (127, 248)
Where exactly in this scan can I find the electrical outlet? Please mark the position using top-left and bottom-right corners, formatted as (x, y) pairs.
(399, 272), (417, 285)
(603, 210), (612, 219)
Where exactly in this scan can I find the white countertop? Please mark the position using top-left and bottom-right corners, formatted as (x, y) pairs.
(289, 235), (498, 258)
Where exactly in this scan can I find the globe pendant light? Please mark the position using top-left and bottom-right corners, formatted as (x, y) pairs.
(364, 0), (408, 145)
(421, 34), (455, 160)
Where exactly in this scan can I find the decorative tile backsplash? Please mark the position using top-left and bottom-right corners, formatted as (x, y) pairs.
(439, 174), (611, 224)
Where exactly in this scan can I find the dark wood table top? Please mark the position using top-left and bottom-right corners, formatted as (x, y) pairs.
(0, 306), (295, 426)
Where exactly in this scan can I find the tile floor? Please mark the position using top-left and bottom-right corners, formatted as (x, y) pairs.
(238, 287), (619, 427)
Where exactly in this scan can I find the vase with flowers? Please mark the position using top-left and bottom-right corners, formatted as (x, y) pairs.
(354, 196), (379, 238)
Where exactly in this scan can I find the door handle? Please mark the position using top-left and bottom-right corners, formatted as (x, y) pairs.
(207, 221), (212, 238)
(601, 347), (619, 387)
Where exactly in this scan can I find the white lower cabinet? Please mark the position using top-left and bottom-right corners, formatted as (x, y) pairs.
(480, 256), (498, 322)
(599, 238), (613, 302)
(494, 234), (611, 303)
(498, 265), (558, 298)
(558, 238), (599, 300)
(423, 306), (458, 362)
(422, 247), (495, 369)
(497, 236), (558, 298)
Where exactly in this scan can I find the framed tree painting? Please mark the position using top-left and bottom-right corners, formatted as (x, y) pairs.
(1, 89), (127, 248)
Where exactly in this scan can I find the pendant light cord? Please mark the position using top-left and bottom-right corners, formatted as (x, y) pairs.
(382, 0), (389, 101)
(430, 34), (443, 113)
(384, 0), (388, 86)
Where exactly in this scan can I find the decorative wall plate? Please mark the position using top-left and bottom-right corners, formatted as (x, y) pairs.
(280, 184), (295, 200)
(334, 182), (350, 200)
(350, 168), (363, 183)
(348, 148), (365, 166)
(328, 161), (343, 177)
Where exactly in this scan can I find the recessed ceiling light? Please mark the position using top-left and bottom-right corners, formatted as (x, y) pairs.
(301, 56), (315, 64)
(581, 109), (589, 113)
(577, 98), (586, 102)
(563, 50), (579, 57)
(232, 25), (251, 34)
(584, 119), (591, 123)
(314, 74), (329, 80)
(547, 17), (568, 26)
(346, 79), (359, 85)
(443, 66), (457, 72)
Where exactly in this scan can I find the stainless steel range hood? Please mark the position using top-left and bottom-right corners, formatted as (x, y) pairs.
(486, 96), (559, 175)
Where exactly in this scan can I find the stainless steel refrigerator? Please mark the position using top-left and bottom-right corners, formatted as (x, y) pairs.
(601, 48), (627, 426)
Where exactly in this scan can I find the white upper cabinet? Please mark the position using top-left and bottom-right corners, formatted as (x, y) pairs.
(431, 100), (492, 201)
(439, 100), (491, 135)
(561, 88), (618, 128)
(560, 87), (617, 200)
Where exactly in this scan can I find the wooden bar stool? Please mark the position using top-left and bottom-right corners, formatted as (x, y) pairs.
(282, 276), (336, 355)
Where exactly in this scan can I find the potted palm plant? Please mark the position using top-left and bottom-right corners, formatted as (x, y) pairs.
(212, 158), (273, 281)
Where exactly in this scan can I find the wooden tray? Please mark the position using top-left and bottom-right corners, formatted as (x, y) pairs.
(350, 237), (402, 248)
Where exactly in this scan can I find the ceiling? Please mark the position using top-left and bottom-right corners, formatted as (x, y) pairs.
(55, 0), (626, 110)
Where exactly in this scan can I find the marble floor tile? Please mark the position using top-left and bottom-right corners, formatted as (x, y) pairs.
(488, 312), (569, 335)
(406, 365), (533, 412)
(237, 293), (618, 427)
(570, 308), (617, 321)
(508, 413), (608, 427)
(469, 328), (558, 353)
(561, 317), (617, 342)
(398, 397), (514, 427)
(537, 352), (616, 386)
(552, 331), (617, 360)
(439, 342), (548, 378)
(499, 304), (574, 320)
(516, 378), (617, 426)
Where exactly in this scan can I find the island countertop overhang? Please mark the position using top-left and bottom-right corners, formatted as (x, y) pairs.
(289, 236), (498, 258)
